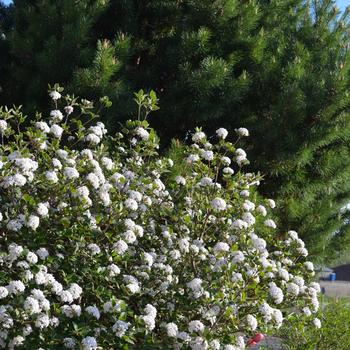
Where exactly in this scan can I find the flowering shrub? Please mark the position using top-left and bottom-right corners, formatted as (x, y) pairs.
(278, 297), (350, 350)
(0, 87), (320, 349)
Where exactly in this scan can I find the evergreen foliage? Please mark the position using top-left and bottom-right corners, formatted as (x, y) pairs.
(2, 0), (350, 262)
(0, 1), (13, 101)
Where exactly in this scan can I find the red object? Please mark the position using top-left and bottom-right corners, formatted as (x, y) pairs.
(247, 340), (257, 347)
(253, 333), (265, 343)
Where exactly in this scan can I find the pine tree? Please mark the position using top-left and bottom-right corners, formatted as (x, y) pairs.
(2, 0), (350, 262)
(2, 0), (116, 111)
(0, 1), (14, 104)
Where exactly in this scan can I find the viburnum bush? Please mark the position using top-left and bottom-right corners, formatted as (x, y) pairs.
(0, 87), (320, 350)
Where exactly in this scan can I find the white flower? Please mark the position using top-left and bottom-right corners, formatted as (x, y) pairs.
(56, 149), (68, 159)
(278, 268), (289, 281)
(143, 252), (154, 266)
(231, 272), (243, 283)
(113, 320), (129, 337)
(246, 314), (258, 331)
(49, 91), (61, 100)
(26, 252), (38, 264)
(63, 167), (79, 179)
(298, 247), (308, 257)
(303, 307), (312, 316)
(252, 237), (267, 252)
(52, 158), (63, 169)
(0, 120), (7, 133)
(231, 219), (248, 230)
(242, 212), (255, 226)
(200, 150), (214, 161)
(216, 128), (228, 139)
(313, 318), (321, 329)
(86, 133), (101, 144)
(69, 283), (83, 299)
(187, 154), (200, 163)
(60, 290), (74, 304)
(0, 286), (9, 299)
(51, 281), (63, 295)
(287, 283), (300, 296)
(24, 297), (41, 314)
(200, 177), (213, 186)
(107, 264), (121, 277)
(61, 304), (81, 318)
(26, 215), (40, 230)
(309, 282), (321, 293)
(269, 283), (284, 304)
(304, 261), (314, 272)
(35, 313), (50, 329)
(126, 283), (140, 294)
(232, 251), (245, 264)
(86, 173), (100, 189)
(264, 219), (277, 229)
(31, 289), (45, 300)
(213, 242), (229, 254)
(135, 127), (150, 140)
(88, 125), (104, 137)
(35, 121), (50, 133)
(8, 243), (24, 257)
(192, 131), (206, 143)
(64, 106), (74, 115)
(37, 203), (49, 217)
(50, 124), (64, 138)
(188, 320), (205, 333)
(165, 322), (178, 337)
(124, 198), (138, 211)
(209, 340), (221, 350)
(86, 306), (100, 319)
(8, 336), (25, 348)
(225, 346), (238, 350)
(288, 230), (299, 240)
(50, 109), (64, 122)
(223, 167), (234, 175)
(243, 200), (255, 212)
(293, 276), (305, 287)
(190, 337), (208, 350)
(177, 332), (191, 341)
(267, 199), (276, 208)
(128, 190), (142, 202)
(175, 175), (186, 185)
(46, 170), (58, 183)
(7, 219), (23, 232)
(113, 240), (128, 255)
(101, 156), (113, 170)
(87, 243), (101, 255)
(36, 248), (49, 260)
(273, 309), (283, 327)
(81, 336), (98, 350)
(141, 314), (156, 331)
(187, 278), (202, 292)
(239, 190), (250, 197)
(256, 205), (267, 216)
(211, 198), (227, 211)
(235, 127), (249, 137)
(63, 337), (76, 349)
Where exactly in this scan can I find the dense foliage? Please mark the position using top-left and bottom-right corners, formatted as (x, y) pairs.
(278, 297), (350, 350)
(1, 0), (350, 261)
(0, 89), (320, 349)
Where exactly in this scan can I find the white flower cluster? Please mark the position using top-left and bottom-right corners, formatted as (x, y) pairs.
(0, 91), (320, 349)
(0, 244), (86, 348)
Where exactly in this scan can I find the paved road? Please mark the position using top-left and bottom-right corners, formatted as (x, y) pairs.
(319, 280), (350, 298)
